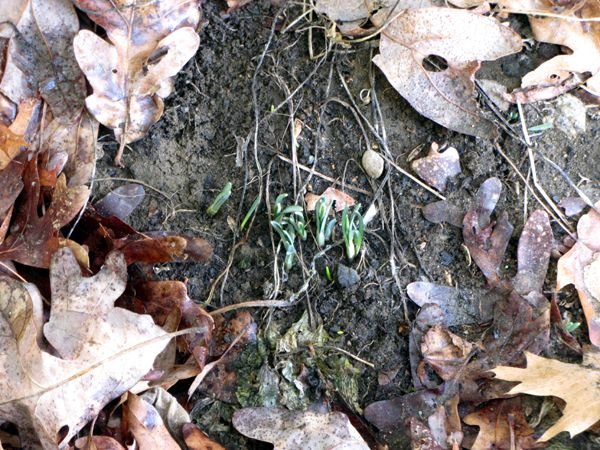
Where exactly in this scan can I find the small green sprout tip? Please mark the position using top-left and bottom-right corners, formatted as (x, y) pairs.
(325, 265), (333, 282)
(342, 204), (364, 262)
(240, 195), (261, 231)
(206, 182), (232, 216)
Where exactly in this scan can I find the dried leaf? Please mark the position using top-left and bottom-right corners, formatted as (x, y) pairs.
(74, 436), (126, 450)
(460, 290), (550, 402)
(492, 350), (600, 441)
(126, 392), (180, 449)
(407, 282), (496, 326)
(0, 122), (27, 169)
(409, 397), (462, 450)
(0, 248), (170, 449)
(0, 0), (86, 118)
(365, 388), (441, 433)
(462, 177), (513, 285)
(559, 196), (587, 217)
(372, 8), (521, 137)
(94, 183), (145, 220)
(304, 186), (355, 212)
(512, 210), (552, 296)
(463, 398), (541, 450)
(41, 111), (99, 186)
(225, 0), (253, 14)
(411, 143), (461, 192)
(421, 324), (475, 381)
(73, 0), (201, 150)
(232, 407), (369, 449)
(499, 0), (600, 96)
(183, 423), (226, 450)
(422, 200), (464, 227)
(557, 201), (600, 347)
(409, 418), (445, 450)
(0, 162), (89, 268)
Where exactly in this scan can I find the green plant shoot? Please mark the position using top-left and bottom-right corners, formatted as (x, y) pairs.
(342, 204), (364, 261)
(206, 182), (232, 216)
(240, 195), (261, 231)
(271, 194), (308, 269)
(315, 197), (336, 247)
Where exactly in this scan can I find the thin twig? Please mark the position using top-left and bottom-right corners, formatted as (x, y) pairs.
(494, 143), (575, 237)
(276, 154), (370, 194)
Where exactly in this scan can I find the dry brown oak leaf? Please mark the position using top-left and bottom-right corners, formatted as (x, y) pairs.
(0, 248), (170, 449)
(72, 0), (201, 160)
(493, 350), (600, 442)
(499, 0), (600, 97)
(557, 201), (600, 347)
(372, 7), (522, 138)
(233, 407), (370, 450)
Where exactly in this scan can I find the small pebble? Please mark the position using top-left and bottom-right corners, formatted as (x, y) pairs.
(362, 149), (384, 179)
(337, 264), (360, 288)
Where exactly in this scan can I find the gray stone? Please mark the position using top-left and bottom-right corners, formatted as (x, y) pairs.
(362, 149), (384, 179)
(337, 264), (360, 288)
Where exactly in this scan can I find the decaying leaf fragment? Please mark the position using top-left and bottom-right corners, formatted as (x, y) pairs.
(125, 392), (180, 449)
(493, 350), (600, 441)
(72, 0), (201, 163)
(232, 407), (369, 449)
(0, 248), (169, 449)
(463, 398), (541, 450)
(499, 0), (600, 97)
(462, 177), (513, 286)
(557, 201), (600, 347)
(411, 143), (461, 192)
(421, 324), (475, 381)
(304, 186), (356, 212)
(372, 8), (522, 137)
(0, 160), (89, 268)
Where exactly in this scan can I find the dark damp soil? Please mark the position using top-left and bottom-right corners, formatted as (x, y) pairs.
(93, 2), (599, 448)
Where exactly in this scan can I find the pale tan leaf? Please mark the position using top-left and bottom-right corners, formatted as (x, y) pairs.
(183, 423), (226, 450)
(304, 186), (355, 212)
(463, 398), (540, 450)
(411, 143), (461, 192)
(0, 0), (86, 118)
(499, 0), (600, 96)
(492, 350), (600, 441)
(0, 248), (170, 449)
(232, 407), (369, 450)
(126, 393), (180, 449)
(72, 0), (201, 147)
(372, 8), (521, 137)
(557, 201), (600, 347)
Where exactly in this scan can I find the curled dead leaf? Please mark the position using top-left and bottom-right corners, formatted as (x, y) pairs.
(304, 186), (355, 212)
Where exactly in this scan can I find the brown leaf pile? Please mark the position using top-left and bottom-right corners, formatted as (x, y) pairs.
(0, 248), (169, 449)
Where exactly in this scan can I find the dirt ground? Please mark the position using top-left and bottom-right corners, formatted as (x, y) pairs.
(93, 2), (599, 448)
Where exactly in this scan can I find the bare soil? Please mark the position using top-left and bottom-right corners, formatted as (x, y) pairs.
(93, 2), (600, 448)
